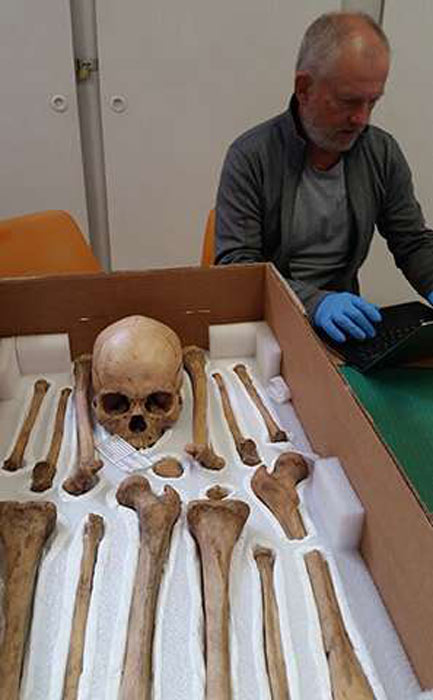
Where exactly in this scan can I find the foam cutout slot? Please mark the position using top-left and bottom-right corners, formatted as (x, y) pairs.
(16, 333), (72, 375)
(0, 338), (21, 399)
(306, 457), (365, 551)
(256, 323), (281, 383)
(209, 322), (260, 359)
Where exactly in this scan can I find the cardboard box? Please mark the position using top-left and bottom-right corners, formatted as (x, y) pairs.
(0, 262), (432, 688)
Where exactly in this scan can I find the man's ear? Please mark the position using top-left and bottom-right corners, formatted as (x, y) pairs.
(295, 71), (314, 106)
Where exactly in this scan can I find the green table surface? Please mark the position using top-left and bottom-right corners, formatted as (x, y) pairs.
(341, 366), (433, 514)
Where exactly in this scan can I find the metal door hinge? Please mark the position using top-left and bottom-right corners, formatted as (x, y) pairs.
(75, 58), (99, 82)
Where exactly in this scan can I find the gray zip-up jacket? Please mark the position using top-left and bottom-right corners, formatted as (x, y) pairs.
(215, 97), (433, 316)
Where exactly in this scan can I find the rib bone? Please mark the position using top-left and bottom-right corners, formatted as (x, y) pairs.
(63, 356), (103, 496)
(254, 547), (290, 700)
(187, 494), (250, 700)
(212, 372), (260, 466)
(62, 513), (105, 700)
(305, 550), (374, 699)
(31, 387), (72, 491)
(3, 378), (50, 471)
(233, 364), (287, 442)
(251, 452), (308, 539)
(183, 346), (225, 470)
(116, 475), (181, 700)
(0, 501), (57, 700)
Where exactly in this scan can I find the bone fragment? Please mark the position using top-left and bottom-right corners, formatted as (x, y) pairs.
(187, 495), (250, 700)
(251, 452), (308, 539)
(3, 378), (50, 471)
(0, 501), (57, 700)
(206, 485), (230, 501)
(63, 356), (103, 496)
(183, 346), (225, 470)
(62, 513), (105, 700)
(305, 550), (374, 699)
(116, 475), (181, 700)
(212, 372), (260, 466)
(152, 456), (184, 478)
(31, 387), (72, 491)
(254, 547), (290, 700)
(233, 364), (287, 442)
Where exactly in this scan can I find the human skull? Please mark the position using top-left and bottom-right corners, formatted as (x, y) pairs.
(92, 315), (183, 449)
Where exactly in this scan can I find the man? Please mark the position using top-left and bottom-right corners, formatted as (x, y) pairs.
(215, 12), (433, 343)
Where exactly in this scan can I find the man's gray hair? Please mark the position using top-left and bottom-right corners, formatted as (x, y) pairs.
(296, 12), (390, 76)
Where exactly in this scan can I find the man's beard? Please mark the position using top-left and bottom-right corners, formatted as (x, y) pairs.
(301, 111), (360, 153)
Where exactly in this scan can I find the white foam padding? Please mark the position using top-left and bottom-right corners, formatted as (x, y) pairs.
(16, 333), (72, 375)
(308, 457), (365, 551)
(267, 375), (291, 403)
(256, 322), (281, 383)
(0, 338), (21, 399)
(208, 321), (261, 359)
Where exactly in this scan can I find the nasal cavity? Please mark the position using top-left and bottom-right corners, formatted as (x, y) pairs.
(129, 415), (147, 433)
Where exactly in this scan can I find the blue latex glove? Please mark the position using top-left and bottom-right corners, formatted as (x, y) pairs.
(427, 290), (433, 306)
(314, 292), (382, 343)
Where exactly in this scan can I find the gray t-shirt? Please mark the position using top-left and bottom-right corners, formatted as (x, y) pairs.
(290, 159), (353, 290)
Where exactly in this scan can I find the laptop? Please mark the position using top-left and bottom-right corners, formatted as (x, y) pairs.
(318, 301), (433, 372)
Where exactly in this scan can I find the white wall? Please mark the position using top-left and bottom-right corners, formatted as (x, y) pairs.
(0, 0), (88, 236)
(97, 0), (338, 270)
(342, 0), (383, 21)
(359, 0), (433, 305)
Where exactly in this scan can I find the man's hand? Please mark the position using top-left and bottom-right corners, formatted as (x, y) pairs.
(313, 292), (382, 343)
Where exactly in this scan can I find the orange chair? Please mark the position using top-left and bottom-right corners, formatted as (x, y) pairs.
(0, 210), (102, 277)
(201, 209), (215, 266)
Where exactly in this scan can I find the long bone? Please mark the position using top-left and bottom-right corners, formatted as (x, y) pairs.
(116, 475), (181, 700)
(3, 378), (50, 471)
(305, 550), (374, 700)
(233, 364), (287, 442)
(251, 452), (308, 539)
(0, 501), (57, 700)
(62, 513), (105, 700)
(63, 356), (103, 496)
(187, 493), (250, 700)
(254, 547), (290, 700)
(212, 372), (260, 466)
(183, 346), (225, 470)
(31, 386), (72, 491)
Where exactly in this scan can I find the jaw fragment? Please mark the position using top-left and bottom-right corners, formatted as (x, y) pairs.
(152, 456), (184, 478)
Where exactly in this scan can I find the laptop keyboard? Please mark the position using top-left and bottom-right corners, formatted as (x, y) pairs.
(319, 301), (433, 371)
(344, 322), (421, 364)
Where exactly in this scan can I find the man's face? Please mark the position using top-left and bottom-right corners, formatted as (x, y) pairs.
(297, 43), (389, 154)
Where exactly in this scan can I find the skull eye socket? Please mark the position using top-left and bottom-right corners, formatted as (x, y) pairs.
(145, 391), (173, 414)
(102, 393), (131, 414)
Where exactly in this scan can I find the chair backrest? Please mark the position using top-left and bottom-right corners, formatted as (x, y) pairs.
(0, 210), (102, 277)
(201, 209), (215, 266)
